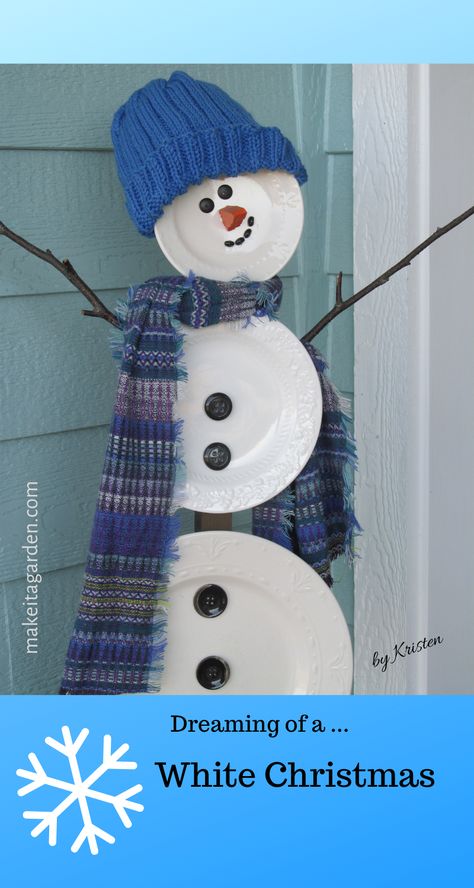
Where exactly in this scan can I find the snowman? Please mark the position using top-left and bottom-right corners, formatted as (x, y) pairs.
(60, 72), (355, 696)
(155, 168), (343, 693)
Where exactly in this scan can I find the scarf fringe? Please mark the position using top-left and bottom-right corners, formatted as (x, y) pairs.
(320, 361), (361, 566)
(147, 289), (188, 692)
(108, 295), (130, 362)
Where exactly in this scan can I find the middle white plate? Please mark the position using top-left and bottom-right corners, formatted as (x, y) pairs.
(178, 317), (322, 512)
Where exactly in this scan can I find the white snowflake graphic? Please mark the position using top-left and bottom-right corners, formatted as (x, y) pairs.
(16, 725), (144, 854)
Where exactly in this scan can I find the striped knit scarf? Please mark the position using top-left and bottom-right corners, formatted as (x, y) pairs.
(60, 274), (358, 695)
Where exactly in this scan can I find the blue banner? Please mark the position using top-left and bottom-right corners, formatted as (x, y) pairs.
(1, 695), (471, 885)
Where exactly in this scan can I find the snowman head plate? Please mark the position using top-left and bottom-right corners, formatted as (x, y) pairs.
(154, 170), (303, 281)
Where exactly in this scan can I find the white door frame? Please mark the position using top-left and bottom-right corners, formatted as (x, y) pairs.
(352, 65), (431, 693)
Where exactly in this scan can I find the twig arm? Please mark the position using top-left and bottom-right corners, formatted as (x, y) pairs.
(302, 204), (474, 343)
(335, 270), (343, 305)
(0, 221), (120, 328)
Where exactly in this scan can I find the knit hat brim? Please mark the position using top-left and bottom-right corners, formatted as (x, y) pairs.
(123, 124), (307, 237)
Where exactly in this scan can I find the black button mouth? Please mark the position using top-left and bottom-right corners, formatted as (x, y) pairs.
(196, 656), (230, 690)
(224, 217), (255, 247)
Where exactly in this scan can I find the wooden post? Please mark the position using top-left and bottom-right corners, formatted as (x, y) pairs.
(194, 512), (232, 532)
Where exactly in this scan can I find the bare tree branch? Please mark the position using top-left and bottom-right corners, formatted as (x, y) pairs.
(0, 221), (120, 328)
(301, 204), (474, 343)
(335, 270), (343, 306)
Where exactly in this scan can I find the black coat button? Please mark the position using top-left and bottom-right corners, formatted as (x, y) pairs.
(194, 584), (228, 618)
(204, 392), (233, 420)
(203, 442), (231, 470)
(196, 656), (230, 690)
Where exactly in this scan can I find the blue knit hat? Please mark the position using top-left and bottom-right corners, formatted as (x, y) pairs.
(111, 71), (307, 237)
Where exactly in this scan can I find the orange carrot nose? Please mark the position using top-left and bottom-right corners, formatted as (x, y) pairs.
(219, 205), (247, 231)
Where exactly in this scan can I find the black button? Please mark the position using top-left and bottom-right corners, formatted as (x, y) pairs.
(244, 228), (252, 238)
(235, 237), (244, 245)
(224, 240), (234, 247)
(248, 216), (254, 226)
(205, 392), (232, 421)
(218, 184), (233, 200)
(199, 197), (215, 213)
(203, 442), (231, 470)
(194, 584), (228, 618)
(196, 656), (230, 690)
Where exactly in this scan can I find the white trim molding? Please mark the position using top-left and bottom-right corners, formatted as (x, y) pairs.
(353, 64), (474, 694)
(353, 65), (430, 693)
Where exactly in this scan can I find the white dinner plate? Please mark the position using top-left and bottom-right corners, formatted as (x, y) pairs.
(160, 532), (353, 695)
(178, 317), (322, 512)
(154, 170), (304, 282)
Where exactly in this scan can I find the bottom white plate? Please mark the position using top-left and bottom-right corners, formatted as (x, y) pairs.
(160, 532), (352, 695)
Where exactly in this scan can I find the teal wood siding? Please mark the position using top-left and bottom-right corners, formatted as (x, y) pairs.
(0, 65), (353, 693)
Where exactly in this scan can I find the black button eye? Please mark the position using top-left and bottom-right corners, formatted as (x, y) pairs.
(217, 184), (233, 200)
(199, 197), (215, 213)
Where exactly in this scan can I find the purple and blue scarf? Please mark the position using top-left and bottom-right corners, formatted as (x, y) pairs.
(60, 275), (358, 694)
